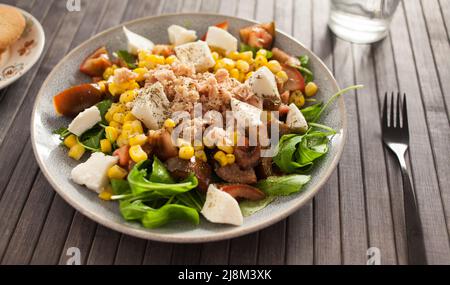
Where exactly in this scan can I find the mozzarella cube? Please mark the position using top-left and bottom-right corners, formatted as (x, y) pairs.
(131, 82), (170, 130)
(174, 41), (215, 72)
(123, 26), (154, 55)
(71, 152), (119, 193)
(248, 66), (281, 104)
(67, 106), (101, 136)
(286, 103), (308, 133)
(201, 184), (243, 226)
(168, 25), (197, 46)
(230, 98), (263, 128)
(205, 26), (238, 54)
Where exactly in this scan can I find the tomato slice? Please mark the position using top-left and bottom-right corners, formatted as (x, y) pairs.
(240, 22), (275, 49)
(281, 63), (305, 92)
(79, 46), (112, 77)
(201, 21), (229, 41)
(113, 145), (130, 167)
(53, 83), (105, 117)
(220, 184), (266, 201)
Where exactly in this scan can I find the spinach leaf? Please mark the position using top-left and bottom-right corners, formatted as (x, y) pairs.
(77, 125), (105, 152)
(296, 132), (329, 168)
(128, 161), (198, 196)
(120, 200), (153, 221)
(299, 55), (309, 67)
(96, 100), (112, 124)
(300, 102), (323, 122)
(273, 134), (305, 173)
(256, 175), (311, 196)
(53, 127), (71, 140)
(239, 43), (258, 56)
(149, 156), (175, 184)
(116, 50), (137, 69)
(141, 204), (200, 228)
(111, 179), (131, 195)
(239, 196), (276, 217)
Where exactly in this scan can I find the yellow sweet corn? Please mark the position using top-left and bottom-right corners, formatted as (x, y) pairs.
(256, 49), (268, 57)
(229, 68), (240, 80)
(68, 143), (85, 160)
(97, 80), (107, 93)
(236, 60), (250, 73)
(130, 120), (143, 134)
(195, 150), (207, 162)
(108, 82), (123, 96)
(129, 134), (147, 146)
(227, 51), (240, 60)
(179, 146), (195, 160)
(245, 71), (254, 81)
(105, 126), (119, 143)
(120, 90), (137, 103)
(267, 60), (282, 73)
(165, 55), (177, 65)
(225, 153), (235, 165)
(163, 118), (176, 129)
(100, 139), (112, 153)
(222, 58), (235, 70)
(276, 70), (289, 83)
(116, 134), (129, 147)
(102, 65), (117, 80)
(107, 165), (128, 180)
(64, 134), (77, 148)
(214, 150), (228, 167)
(193, 141), (204, 151)
(305, 82), (318, 97)
(98, 187), (112, 201)
(238, 72), (246, 82)
(289, 91), (305, 108)
(254, 55), (268, 68)
(239, 51), (254, 63)
(214, 59), (227, 71)
(113, 112), (125, 124)
(133, 67), (148, 82)
(109, 120), (122, 129)
(123, 112), (136, 122)
(129, 145), (148, 163)
(105, 111), (113, 122)
(211, 51), (220, 61)
(217, 144), (234, 154)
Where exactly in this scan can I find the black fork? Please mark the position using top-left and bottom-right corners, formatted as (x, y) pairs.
(381, 92), (427, 265)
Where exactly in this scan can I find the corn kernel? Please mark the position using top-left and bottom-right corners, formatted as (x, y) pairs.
(100, 139), (112, 153)
(256, 49), (268, 57)
(116, 134), (129, 147)
(103, 65), (116, 80)
(130, 120), (143, 134)
(105, 126), (119, 143)
(239, 51), (253, 62)
(107, 165), (128, 180)
(276, 70), (289, 83)
(97, 80), (107, 93)
(123, 112), (136, 122)
(238, 72), (246, 82)
(193, 141), (204, 150)
(211, 51), (220, 61)
(113, 112), (125, 124)
(129, 134), (147, 146)
(222, 58), (235, 70)
(245, 71), (254, 81)
(227, 51), (240, 60)
(109, 120), (122, 129)
(236, 60), (250, 73)
(289, 91), (305, 108)
(149, 54), (165, 64)
(230, 68), (240, 80)
(108, 82), (125, 96)
(98, 189), (112, 201)
(194, 150), (207, 162)
(255, 55), (268, 68)
(120, 90), (137, 103)
(68, 143), (85, 160)
(105, 110), (113, 122)
(129, 145), (148, 162)
(214, 59), (227, 71)
(163, 118), (176, 129)
(64, 134), (78, 148)
(267, 60), (282, 73)
(179, 146), (195, 160)
(133, 67), (148, 82)
(165, 55), (177, 65)
(213, 150), (228, 166)
(225, 153), (235, 164)
(305, 82), (318, 97)
(217, 144), (234, 154)
(122, 121), (133, 132)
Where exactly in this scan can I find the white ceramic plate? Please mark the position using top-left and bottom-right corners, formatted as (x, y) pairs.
(31, 13), (345, 243)
(0, 4), (45, 89)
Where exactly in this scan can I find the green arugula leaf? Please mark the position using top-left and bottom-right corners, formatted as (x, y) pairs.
(149, 156), (175, 184)
(141, 204), (200, 228)
(256, 175), (311, 196)
(53, 127), (71, 140)
(116, 50), (137, 69)
(299, 55), (309, 67)
(300, 102), (323, 122)
(77, 125), (105, 152)
(120, 200), (153, 221)
(96, 100), (112, 124)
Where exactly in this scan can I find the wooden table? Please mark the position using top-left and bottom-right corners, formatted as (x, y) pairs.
(1, 0), (449, 265)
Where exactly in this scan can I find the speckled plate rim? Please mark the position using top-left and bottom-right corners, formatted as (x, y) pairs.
(31, 13), (346, 243)
(0, 4), (45, 89)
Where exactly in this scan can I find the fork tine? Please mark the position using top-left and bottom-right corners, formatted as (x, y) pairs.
(396, 92), (401, 128)
(390, 92), (395, 127)
(403, 93), (409, 132)
(382, 92), (388, 129)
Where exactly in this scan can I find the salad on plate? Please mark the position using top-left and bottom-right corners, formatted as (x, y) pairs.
(52, 20), (359, 228)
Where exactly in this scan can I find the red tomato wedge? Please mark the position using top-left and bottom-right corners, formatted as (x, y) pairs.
(201, 21), (229, 41)
(281, 63), (305, 92)
(220, 184), (266, 201)
(79, 46), (112, 77)
(53, 83), (105, 117)
(113, 145), (130, 168)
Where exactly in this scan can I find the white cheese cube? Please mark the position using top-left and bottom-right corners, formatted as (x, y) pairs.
(67, 106), (101, 136)
(123, 26), (154, 55)
(71, 152), (119, 193)
(248, 66), (281, 104)
(286, 103), (308, 133)
(174, 40), (215, 72)
(168, 25), (197, 46)
(230, 98), (263, 128)
(201, 184), (243, 226)
(205, 26), (238, 54)
(131, 82), (170, 130)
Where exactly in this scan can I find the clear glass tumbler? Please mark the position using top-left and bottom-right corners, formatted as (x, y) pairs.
(328, 0), (401, 44)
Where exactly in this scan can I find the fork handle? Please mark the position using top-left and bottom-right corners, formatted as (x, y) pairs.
(398, 155), (427, 265)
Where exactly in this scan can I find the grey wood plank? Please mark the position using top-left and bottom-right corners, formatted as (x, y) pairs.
(333, 38), (369, 264)
(218, 0), (238, 15)
(171, 243), (202, 265)
(258, 221), (286, 265)
(311, 0), (341, 265)
(389, 2), (450, 264)
(438, 0), (450, 40)
(285, 0), (314, 265)
(371, 36), (408, 265)
(0, 141), (39, 260)
(352, 44), (397, 264)
(199, 241), (230, 265)
(236, 0), (255, 18)
(86, 226), (121, 265)
(255, 0), (274, 22)
(162, 0), (184, 14)
(142, 242), (173, 265)
(200, 0), (220, 12)
(182, 0), (202, 12)
(114, 235), (147, 265)
(1, 173), (55, 264)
